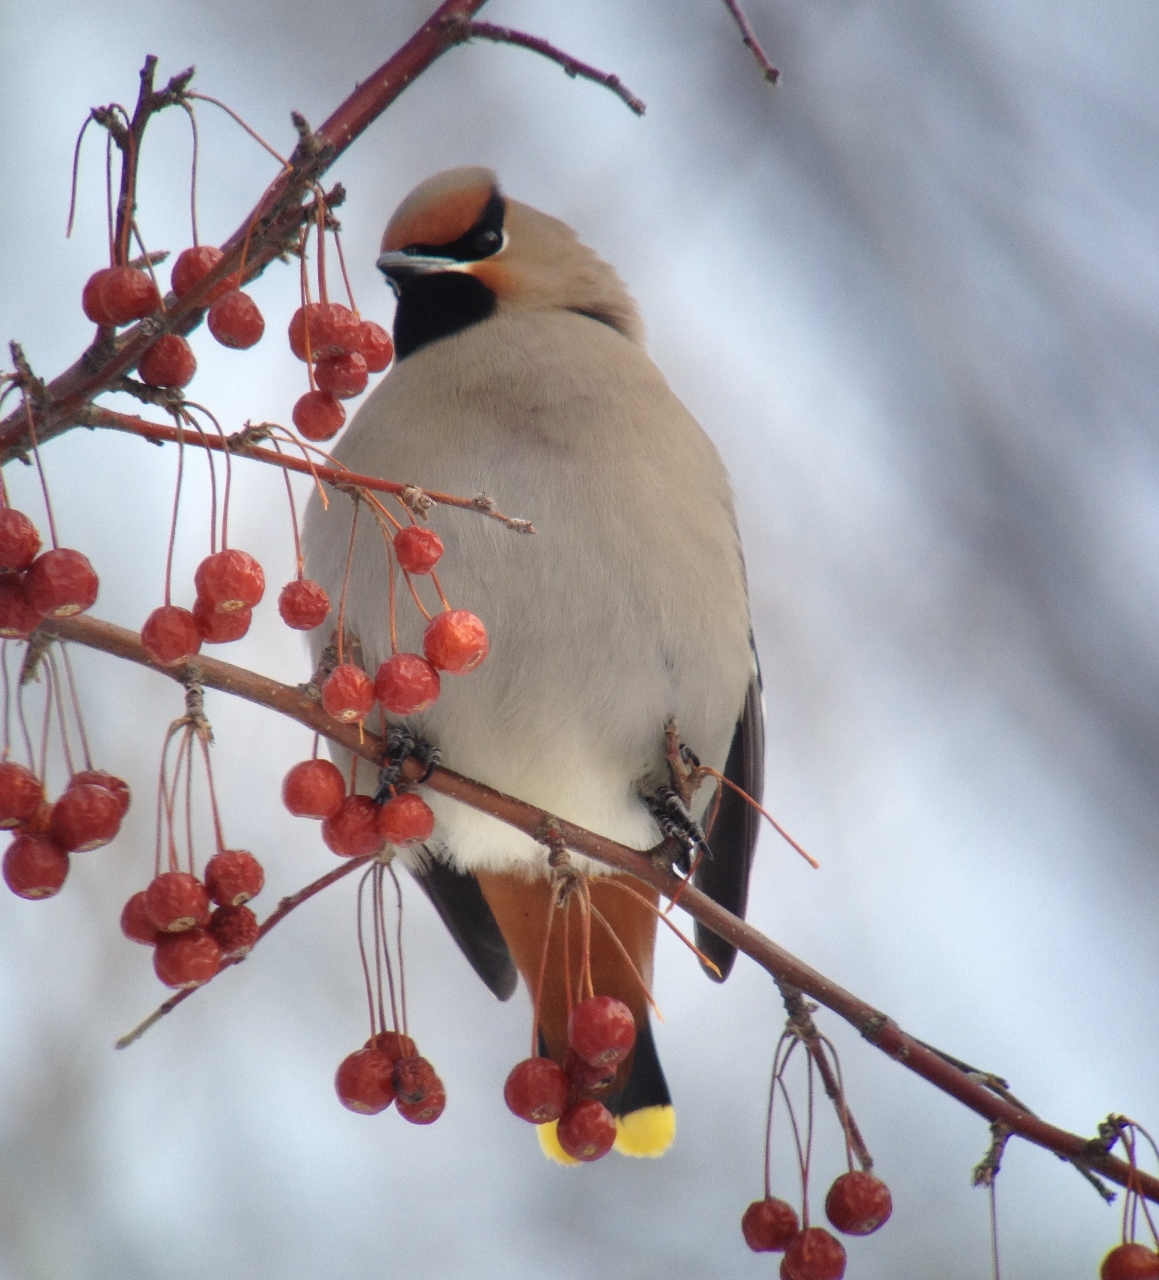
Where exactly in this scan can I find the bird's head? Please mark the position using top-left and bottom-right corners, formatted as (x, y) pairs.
(377, 167), (643, 357)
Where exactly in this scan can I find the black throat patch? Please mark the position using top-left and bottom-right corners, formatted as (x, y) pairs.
(393, 273), (497, 359)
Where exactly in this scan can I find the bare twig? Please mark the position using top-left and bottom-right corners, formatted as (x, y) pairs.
(721, 0), (780, 83)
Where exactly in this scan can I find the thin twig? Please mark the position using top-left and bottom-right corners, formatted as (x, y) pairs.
(721, 0), (781, 83)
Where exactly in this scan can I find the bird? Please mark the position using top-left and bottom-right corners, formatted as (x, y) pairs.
(301, 166), (764, 1161)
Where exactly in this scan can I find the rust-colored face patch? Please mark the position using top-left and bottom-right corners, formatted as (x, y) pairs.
(467, 257), (514, 298)
(382, 181), (494, 253)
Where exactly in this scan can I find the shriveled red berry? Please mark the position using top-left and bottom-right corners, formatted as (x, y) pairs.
(782, 1227), (847, 1280)
(556, 1098), (617, 1162)
(824, 1171), (892, 1236)
(322, 795), (384, 858)
(0, 761), (44, 828)
(204, 849), (264, 906)
(0, 509), (41, 571)
(393, 526), (444, 575)
(121, 891), (163, 945)
(171, 245), (233, 302)
(1102, 1244), (1159, 1280)
(299, 303), (360, 360)
(71, 770), (130, 818)
(393, 1055), (439, 1106)
(193, 596), (251, 643)
(141, 604), (201, 665)
(138, 335), (197, 388)
(562, 1047), (617, 1092)
(374, 653), (440, 716)
(355, 319), (394, 372)
(322, 663), (376, 723)
(153, 927), (221, 988)
(26, 548), (98, 618)
(568, 995), (636, 1068)
(0, 575), (41, 638)
(209, 903), (260, 958)
(365, 1030), (418, 1061)
(335, 1047), (396, 1114)
(144, 870), (211, 933)
(288, 303), (325, 361)
(423, 610), (488, 675)
(48, 782), (122, 851)
(3, 834), (68, 899)
(207, 290), (265, 349)
(742, 1198), (800, 1253)
(82, 266), (160, 325)
(397, 1078), (446, 1125)
(504, 1057), (570, 1124)
(278, 578), (330, 630)
(314, 352), (368, 400)
(292, 390), (346, 442)
(377, 793), (435, 846)
(282, 758), (345, 819)
(194, 549), (265, 612)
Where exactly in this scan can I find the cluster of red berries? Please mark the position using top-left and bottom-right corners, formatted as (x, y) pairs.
(1101, 1243), (1159, 1280)
(120, 850), (265, 989)
(503, 995), (637, 1163)
(0, 508), (99, 639)
(281, 757), (435, 856)
(741, 1172), (892, 1279)
(1, 763), (129, 900)
(334, 1031), (446, 1125)
(288, 302), (394, 442)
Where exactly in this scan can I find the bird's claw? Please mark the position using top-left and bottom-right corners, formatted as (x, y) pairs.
(643, 785), (709, 876)
(375, 728), (441, 801)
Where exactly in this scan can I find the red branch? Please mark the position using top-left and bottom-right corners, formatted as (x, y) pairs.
(721, 0), (780, 83)
(43, 611), (1159, 1206)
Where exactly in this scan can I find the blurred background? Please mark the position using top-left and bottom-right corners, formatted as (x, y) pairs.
(2, 0), (1157, 1276)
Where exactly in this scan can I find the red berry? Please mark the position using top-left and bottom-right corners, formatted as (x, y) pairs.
(153, 927), (221, 988)
(71, 770), (130, 818)
(393, 1055), (439, 1106)
(288, 303), (324, 361)
(144, 870), (211, 932)
(314, 352), (368, 400)
(207, 290), (265, 349)
(0, 509), (41, 571)
(1102, 1244), (1159, 1280)
(291, 303), (360, 361)
(322, 663), (376, 723)
(504, 1057), (570, 1124)
(278, 578), (330, 630)
(397, 1078), (446, 1125)
(568, 995), (636, 1068)
(26, 548), (98, 618)
(21, 800), (52, 838)
(365, 1030), (418, 1061)
(374, 653), (440, 716)
(742, 1198), (800, 1253)
(120, 891), (163, 945)
(824, 1171), (892, 1236)
(0, 761), (44, 828)
(377, 792), (435, 846)
(192, 596), (251, 643)
(141, 604), (202, 665)
(82, 266), (160, 326)
(204, 849), (264, 906)
(138, 335), (197, 388)
(0, 575), (41, 638)
(282, 758), (345, 819)
(782, 1227), (847, 1280)
(292, 390), (346, 442)
(335, 1047), (396, 1114)
(423, 610), (488, 675)
(562, 1047), (617, 1092)
(48, 781), (122, 851)
(355, 319), (394, 372)
(194, 549), (265, 611)
(556, 1098), (617, 1162)
(209, 903), (260, 958)
(2, 834), (68, 899)
(322, 795), (384, 857)
(393, 526), (444, 576)
(171, 245), (233, 302)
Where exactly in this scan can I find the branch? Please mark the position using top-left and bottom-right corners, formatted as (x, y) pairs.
(461, 21), (646, 115)
(43, 611), (1159, 1206)
(721, 0), (780, 83)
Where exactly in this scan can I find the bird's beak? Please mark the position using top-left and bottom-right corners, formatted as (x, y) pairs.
(377, 250), (463, 293)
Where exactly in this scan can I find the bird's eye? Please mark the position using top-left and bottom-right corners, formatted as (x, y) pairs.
(474, 228), (501, 255)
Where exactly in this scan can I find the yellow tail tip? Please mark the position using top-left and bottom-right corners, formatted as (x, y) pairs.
(536, 1119), (581, 1166)
(614, 1105), (676, 1158)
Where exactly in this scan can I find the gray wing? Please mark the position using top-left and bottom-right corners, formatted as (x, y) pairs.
(694, 655), (765, 982)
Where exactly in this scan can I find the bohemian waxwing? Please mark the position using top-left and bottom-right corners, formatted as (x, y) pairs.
(301, 166), (764, 1161)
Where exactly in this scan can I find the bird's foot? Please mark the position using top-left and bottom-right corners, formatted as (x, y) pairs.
(643, 786), (708, 876)
(374, 727), (441, 801)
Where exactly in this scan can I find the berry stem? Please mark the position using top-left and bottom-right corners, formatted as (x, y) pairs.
(315, 199), (328, 305)
(66, 114), (96, 241)
(331, 224), (358, 314)
(270, 438), (305, 576)
(334, 501), (361, 667)
(185, 93), (290, 167)
(585, 898), (661, 1018)
(429, 569), (451, 612)
(20, 394), (59, 550)
(178, 100), (200, 246)
(45, 651), (76, 778)
(163, 423), (186, 607)
(530, 890), (555, 1058)
(387, 863), (409, 1036)
(356, 866), (380, 1037)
